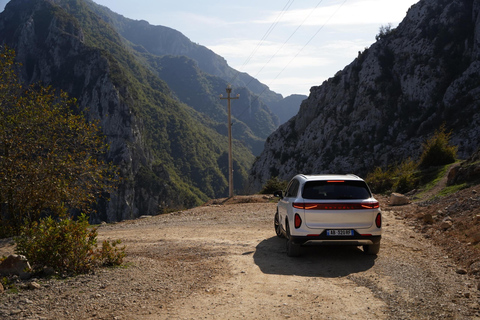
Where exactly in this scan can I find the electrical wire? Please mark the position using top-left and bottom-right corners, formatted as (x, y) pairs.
(234, 0), (349, 121)
(229, 0), (295, 85)
(245, 0), (325, 87)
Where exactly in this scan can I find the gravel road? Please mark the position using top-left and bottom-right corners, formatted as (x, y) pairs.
(0, 195), (479, 319)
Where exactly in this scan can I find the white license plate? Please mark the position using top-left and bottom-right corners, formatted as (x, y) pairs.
(327, 229), (353, 236)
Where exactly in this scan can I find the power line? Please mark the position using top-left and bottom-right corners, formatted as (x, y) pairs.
(245, 0), (325, 87)
(266, 0), (349, 90)
(230, 0), (295, 85)
(235, 0), (349, 121)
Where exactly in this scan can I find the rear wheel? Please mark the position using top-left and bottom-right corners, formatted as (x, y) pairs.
(363, 242), (380, 255)
(285, 222), (301, 257)
(274, 211), (284, 238)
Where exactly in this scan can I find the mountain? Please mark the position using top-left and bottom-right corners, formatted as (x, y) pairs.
(0, 0), (274, 222)
(248, 0), (480, 192)
(269, 94), (307, 124)
(84, 0), (283, 107)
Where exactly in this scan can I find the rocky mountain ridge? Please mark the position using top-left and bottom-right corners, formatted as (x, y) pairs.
(0, 0), (289, 222)
(84, 0), (306, 125)
(249, 0), (480, 191)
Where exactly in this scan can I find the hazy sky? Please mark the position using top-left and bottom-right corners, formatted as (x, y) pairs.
(0, 0), (419, 97)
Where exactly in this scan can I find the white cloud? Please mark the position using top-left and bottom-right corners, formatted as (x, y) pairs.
(263, 0), (417, 27)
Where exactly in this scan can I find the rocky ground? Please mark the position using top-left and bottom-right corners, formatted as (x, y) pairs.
(0, 188), (480, 319)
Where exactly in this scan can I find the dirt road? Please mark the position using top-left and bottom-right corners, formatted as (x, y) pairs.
(1, 196), (479, 319)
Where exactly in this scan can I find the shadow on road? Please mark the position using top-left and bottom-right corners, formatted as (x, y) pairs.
(253, 236), (377, 278)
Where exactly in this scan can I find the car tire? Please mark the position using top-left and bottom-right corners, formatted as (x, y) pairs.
(363, 242), (380, 255)
(285, 222), (301, 257)
(274, 211), (284, 238)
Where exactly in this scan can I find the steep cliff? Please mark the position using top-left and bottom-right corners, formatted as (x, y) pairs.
(0, 0), (255, 222)
(249, 0), (480, 191)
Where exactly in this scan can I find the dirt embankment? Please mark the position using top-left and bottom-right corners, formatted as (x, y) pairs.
(0, 193), (480, 319)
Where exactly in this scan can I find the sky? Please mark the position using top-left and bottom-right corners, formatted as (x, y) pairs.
(0, 0), (419, 97)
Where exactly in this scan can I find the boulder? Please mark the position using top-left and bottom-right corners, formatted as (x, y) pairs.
(440, 220), (453, 230)
(0, 255), (31, 277)
(390, 193), (410, 206)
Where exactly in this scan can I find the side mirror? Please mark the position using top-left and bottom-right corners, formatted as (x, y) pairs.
(273, 190), (283, 199)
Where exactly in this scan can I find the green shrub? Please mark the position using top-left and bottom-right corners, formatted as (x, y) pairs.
(14, 214), (125, 275)
(367, 158), (419, 194)
(365, 167), (394, 194)
(259, 176), (288, 194)
(419, 125), (457, 168)
(392, 158), (419, 193)
(97, 239), (126, 266)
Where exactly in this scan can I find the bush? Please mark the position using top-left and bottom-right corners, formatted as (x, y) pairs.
(367, 158), (419, 194)
(392, 158), (419, 193)
(419, 125), (457, 168)
(14, 214), (125, 275)
(259, 176), (287, 194)
(365, 167), (394, 194)
(376, 23), (394, 41)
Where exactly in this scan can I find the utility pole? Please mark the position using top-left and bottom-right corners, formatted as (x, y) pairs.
(220, 85), (239, 198)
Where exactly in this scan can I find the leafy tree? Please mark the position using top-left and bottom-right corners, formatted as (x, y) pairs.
(0, 47), (117, 236)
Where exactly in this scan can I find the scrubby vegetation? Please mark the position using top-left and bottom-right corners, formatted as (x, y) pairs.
(259, 176), (288, 194)
(14, 214), (125, 275)
(366, 126), (458, 194)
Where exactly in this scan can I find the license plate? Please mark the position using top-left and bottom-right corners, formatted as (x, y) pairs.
(327, 229), (353, 236)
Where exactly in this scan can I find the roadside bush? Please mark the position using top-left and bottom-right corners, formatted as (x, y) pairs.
(419, 125), (457, 168)
(14, 214), (125, 275)
(367, 125), (458, 194)
(259, 176), (287, 194)
(392, 158), (419, 193)
(365, 167), (394, 194)
(97, 239), (126, 267)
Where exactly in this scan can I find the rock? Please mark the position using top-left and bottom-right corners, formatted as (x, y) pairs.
(42, 267), (56, 277)
(0, 255), (31, 277)
(27, 282), (41, 290)
(423, 213), (434, 224)
(440, 220), (453, 230)
(456, 268), (468, 275)
(470, 231), (480, 243)
(390, 193), (410, 206)
(469, 261), (480, 274)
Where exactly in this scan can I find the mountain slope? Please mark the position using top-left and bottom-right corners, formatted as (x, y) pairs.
(83, 0), (282, 155)
(84, 0), (283, 107)
(0, 0), (254, 221)
(249, 0), (480, 191)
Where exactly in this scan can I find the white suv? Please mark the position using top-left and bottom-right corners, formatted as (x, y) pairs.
(274, 174), (382, 257)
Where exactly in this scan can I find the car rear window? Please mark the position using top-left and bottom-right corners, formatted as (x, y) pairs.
(302, 180), (371, 200)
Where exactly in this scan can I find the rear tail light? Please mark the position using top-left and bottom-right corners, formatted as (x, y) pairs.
(293, 201), (379, 210)
(375, 213), (382, 228)
(294, 214), (302, 228)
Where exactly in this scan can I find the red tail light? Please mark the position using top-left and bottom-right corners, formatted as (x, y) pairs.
(294, 213), (302, 228)
(293, 202), (379, 210)
(375, 213), (382, 228)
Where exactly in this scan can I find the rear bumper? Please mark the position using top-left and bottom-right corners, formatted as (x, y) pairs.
(290, 232), (381, 246)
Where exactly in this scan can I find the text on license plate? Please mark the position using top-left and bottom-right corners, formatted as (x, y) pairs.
(327, 229), (353, 236)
